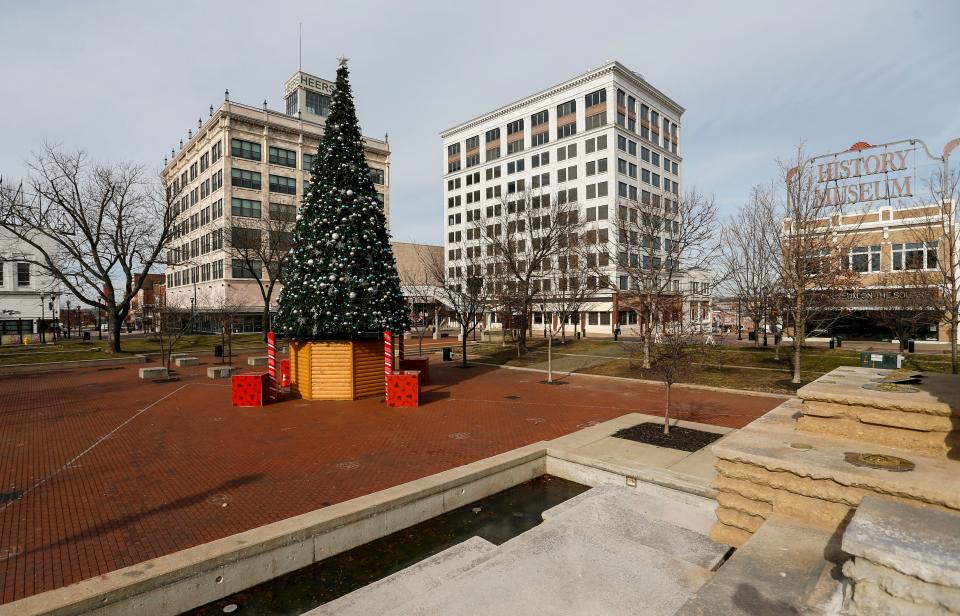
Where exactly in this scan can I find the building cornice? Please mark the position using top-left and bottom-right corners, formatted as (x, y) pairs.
(163, 101), (389, 177)
(439, 61), (684, 139)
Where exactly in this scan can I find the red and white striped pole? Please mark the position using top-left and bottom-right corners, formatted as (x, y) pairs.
(384, 330), (393, 385)
(267, 331), (278, 402)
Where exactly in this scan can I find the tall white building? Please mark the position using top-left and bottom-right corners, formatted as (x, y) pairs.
(162, 70), (390, 331)
(440, 61), (711, 336)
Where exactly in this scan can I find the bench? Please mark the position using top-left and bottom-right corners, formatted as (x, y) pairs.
(207, 366), (235, 379)
(247, 356), (269, 366)
(138, 367), (168, 379)
(174, 357), (199, 367)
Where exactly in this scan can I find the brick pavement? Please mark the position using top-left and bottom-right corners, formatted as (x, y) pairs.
(0, 354), (780, 604)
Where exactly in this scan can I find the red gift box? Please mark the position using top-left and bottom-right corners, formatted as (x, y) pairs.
(232, 373), (269, 407)
(386, 371), (420, 407)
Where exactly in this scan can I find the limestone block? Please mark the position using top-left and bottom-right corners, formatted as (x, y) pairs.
(803, 399), (955, 431)
(843, 558), (960, 613)
(247, 356), (268, 366)
(138, 366), (168, 379)
(716, 491), (773, 519)
(715, 459), (870, 507)
(207, 366), (235, 379)
(708, 521), (751, 548)
(713, 474), (778, 505)
(715, 506), (764, 534)
(174, 357), (199, 367)
(845, 579), (954, 616)
(843, 497), (960, 589)
(798, 415), (956, 456)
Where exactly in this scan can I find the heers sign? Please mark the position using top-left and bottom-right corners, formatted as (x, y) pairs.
(816, 144), (913, 207)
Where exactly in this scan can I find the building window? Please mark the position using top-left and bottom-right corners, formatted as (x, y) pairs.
(286, 92), (298, 115)
(269, 146), (297, 168)
(17, 263), (30, 287)
(211, 140), (222, 163)
(232, 259), (262, 279)
(370, 168), (385, 185)
(303, 152), (317, 170)
(305, 91), (330, 116)
(231, 197), (261, 218)
(269, 202), (297, 221)
(269, 174), (297, 195)
(892, 242), (938, 271)
(231, 139), (261, 161)
(485, 128), (500, 143)
(847, 245), (881, 273)
(231, 168), (261, 190)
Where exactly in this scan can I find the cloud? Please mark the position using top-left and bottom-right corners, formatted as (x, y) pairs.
(1, 0), (958, 245)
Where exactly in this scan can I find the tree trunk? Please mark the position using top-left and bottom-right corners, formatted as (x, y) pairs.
(950, 312), (958, 375)
(792, 337), (802, 385)
(663, 384), (671, 434)
(461, 332), (468, 367)
(111, 315), (123, 353)
(262, 303), (271, 341)
(547, 331), (553, 383)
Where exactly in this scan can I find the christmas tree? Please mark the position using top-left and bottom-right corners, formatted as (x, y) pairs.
(274, 58), (409, 339)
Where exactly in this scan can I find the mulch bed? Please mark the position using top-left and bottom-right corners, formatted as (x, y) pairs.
(612, 422), (724, 452)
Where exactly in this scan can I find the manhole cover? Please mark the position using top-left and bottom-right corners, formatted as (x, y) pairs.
(0, 491), (22, 504)
(844, 452), (915, 472)
(503, 395), (520, 400)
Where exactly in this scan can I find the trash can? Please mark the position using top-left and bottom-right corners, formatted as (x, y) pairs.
(442, 347), (452, 362)
(214, 344), (224, 358)
(576, 331), (581, 340)
(829, 338), (835, 349)
(836, 336), (842, 348)
(748, 331), (756, 341)
(83, 331), (90, 341)
(907, 339), (915, 353)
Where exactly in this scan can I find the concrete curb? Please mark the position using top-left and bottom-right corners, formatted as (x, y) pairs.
(0, 355), (149, 374)
(468, 361), (793, 400)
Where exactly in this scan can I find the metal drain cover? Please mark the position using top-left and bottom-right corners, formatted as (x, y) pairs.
(844, 452), (915, 472)
(504, 395), (520, 400)
(0, 491), (23, 503)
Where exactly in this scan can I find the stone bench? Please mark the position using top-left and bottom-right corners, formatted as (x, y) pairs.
(138, 366), (169, 379)
(207, 366), (235, 379)
(247, 356), (268, 366)
(174, 357), (199, 367)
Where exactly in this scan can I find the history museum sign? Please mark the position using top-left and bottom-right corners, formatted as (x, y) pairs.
(814, 141), (915, 208)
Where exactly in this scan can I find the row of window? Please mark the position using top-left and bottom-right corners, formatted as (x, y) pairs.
(172, 199), (223, 240)
(167, 259), (225, 288)
(448, 90), (678, 173)
(845, 242), (939, 273)
(230, 168), (299, 195)
(167, 228), (224, 265)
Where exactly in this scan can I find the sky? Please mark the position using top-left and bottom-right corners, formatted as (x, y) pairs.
(1, 0), (958, 245)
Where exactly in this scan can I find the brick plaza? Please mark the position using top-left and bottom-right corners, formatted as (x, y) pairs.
(0, 354), (780, 604)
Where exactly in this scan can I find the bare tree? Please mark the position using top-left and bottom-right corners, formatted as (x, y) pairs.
(538, 248), (593, 382)
(225, 203), (294, 339)
(912, 169), (959, 373)
(0, 145), (176, 352)
(154, 292), (193, 376)
(720, 186), (779, 347)
(650, 328), (705, 434)
(480, 186), (583, 354)
(593, 187), (718, 368)
(773, 145), (861, 384)
(419, 239), (488, 367)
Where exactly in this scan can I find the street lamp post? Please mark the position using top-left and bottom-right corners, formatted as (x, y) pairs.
(737, 299), (742, 341)
(39, 294), (46, 343)
(66, 300), (71, 339)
